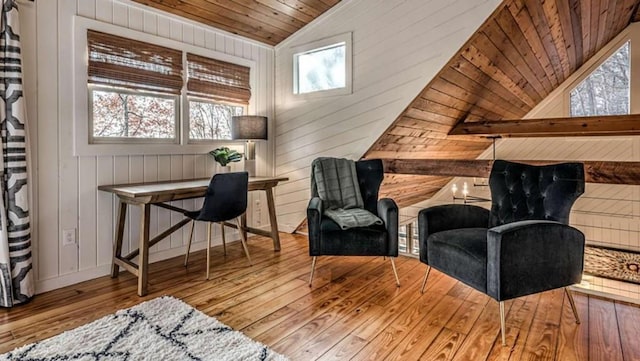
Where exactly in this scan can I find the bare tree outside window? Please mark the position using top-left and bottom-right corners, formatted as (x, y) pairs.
(92, 89), (176, 139)
(188, 100), (244, 140)
(570, 42), (630, 116)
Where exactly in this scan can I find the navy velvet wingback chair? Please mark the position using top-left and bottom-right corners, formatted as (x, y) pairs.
(307, 158), (400, 287)
(184, 172), (251, 279)
(418, 160), (585, 345)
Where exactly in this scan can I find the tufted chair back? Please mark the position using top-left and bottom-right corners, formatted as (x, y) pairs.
(488, 160), (584, 228)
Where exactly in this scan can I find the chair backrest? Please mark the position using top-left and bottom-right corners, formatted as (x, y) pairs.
(310, 158), (383, 215)
(196, 171), (248, 222)
(488, 160), (584, 227)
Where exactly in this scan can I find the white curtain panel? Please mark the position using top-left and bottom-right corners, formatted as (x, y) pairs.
(0, 0), (34, 307)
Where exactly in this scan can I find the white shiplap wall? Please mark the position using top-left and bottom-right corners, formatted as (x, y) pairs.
(21, 0), (275, 293)
(273, 0), (502, 231)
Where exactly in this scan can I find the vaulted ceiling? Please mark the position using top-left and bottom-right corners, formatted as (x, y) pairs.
(130, 0), (341, 45)
(365, 0), (640, 207)
(131, 0), (640, 209)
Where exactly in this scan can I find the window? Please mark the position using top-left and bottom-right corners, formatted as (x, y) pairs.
(186, 53), (251, 141)
(188, 100), (243, 140)
(85, 29), (253, 146)
(91, 88), (177, 139)
(292, 33), (352, 96)
(570, 42), (630, 116)
(87, 30), (182, 143)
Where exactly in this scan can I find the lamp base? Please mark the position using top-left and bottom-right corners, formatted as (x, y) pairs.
(244, 159), (256, 177)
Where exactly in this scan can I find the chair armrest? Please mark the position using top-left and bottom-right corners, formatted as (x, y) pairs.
(486, 220), (585, 301)
(378, 198), (398, 257)
(307, 197), (323, 245)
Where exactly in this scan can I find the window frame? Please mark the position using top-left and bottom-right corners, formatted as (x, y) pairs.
(88, 85), (181, 144)
(74, 16), (257, 156)
(291, 32), (352, 99)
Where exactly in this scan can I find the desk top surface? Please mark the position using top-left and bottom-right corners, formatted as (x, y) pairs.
(98, 176), (289, 200)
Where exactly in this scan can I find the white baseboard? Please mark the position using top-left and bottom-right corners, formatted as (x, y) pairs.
(35, 238), (241, 294)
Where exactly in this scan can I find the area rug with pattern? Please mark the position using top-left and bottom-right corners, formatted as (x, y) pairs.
(0, 296), (288, 361)
(584, 245), (640, 285)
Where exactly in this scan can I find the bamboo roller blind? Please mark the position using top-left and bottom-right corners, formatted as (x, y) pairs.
(87, 31), (251, 104)
(87, 30), (184, 94)
(187, 53), (251, 104)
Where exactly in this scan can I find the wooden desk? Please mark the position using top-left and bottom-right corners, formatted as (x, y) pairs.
(98, 176), (288, 296)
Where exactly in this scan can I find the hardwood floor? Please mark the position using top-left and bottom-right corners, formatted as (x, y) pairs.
(1, 233), (639, 360)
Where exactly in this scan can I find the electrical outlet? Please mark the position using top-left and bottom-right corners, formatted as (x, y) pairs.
(62, 229), (76, 246)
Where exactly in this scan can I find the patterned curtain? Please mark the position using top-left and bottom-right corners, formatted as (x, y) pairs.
(0, 0), (34, 307)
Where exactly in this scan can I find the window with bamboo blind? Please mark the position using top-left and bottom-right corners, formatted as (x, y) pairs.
(86, 30), (252, 144)
(186, 53), (250, 141)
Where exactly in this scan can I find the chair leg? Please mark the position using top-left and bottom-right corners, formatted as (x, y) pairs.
(420, 266), (431, 294)
(565, 287), (581, 324)
(206, 222), (212, 280)
(183, 220), (195, 267)
(499, 301), (506, 346)
(308, 256), (317, 287)
(220, 223), (227, 256)
(390, 257), (400, 287)
(235, 217), (252, 265)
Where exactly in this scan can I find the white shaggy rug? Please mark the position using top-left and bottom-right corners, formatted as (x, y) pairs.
(1, 296), (288, 361)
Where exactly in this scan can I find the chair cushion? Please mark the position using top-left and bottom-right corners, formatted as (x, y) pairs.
(313, 218), (389, 256)
(427, 228), (488, 293)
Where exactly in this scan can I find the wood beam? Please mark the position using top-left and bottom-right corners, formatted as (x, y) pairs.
(381, 159), (640, 185)
(448, 114), (640, 137)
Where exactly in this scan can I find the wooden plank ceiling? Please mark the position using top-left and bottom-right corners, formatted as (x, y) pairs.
(363, 0), (640, 208)
(130, 0), (341, 45)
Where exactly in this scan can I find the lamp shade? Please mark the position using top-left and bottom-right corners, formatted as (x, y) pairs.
(231, 115), (268, 140)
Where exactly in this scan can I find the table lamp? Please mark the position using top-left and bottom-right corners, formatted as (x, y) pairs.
(231, 115), (268, 175)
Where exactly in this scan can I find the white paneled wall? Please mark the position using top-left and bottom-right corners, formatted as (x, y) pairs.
(273, 0), (502, 231)
(21, 0), (275, 293)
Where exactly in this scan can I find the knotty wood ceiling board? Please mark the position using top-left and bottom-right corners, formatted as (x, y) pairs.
(366, 0), (640, 203)
(130, 0), (341, 45)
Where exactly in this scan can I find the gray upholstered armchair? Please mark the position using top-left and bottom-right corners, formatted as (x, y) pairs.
(419, 160), (585, 345)
(307, 158), (400, 287)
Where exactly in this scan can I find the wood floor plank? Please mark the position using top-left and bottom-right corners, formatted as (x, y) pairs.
(242, 257), (393, 340)
(351, 293), (461, 360)
(615, 300), (640, 361)
(486, 293), (541, 361)
(517, 288), (565, 361)
(449, 298), (506, 361)
(554, 292), (589, 361)
(589, 296), (624, 361)
(1, 233), (639, 361)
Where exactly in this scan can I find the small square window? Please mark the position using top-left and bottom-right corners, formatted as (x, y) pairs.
(292, 33), (352, 97)
(90, 87), (178, 143)
(188, 99), (245, 141)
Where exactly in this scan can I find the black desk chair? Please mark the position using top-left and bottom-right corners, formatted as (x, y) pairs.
(307, 158), (400, 287)
(184, 172), (251, 279)
(419, 160), (585, 345)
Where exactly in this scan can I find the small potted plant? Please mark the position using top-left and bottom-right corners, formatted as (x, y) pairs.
(209, 147), (243, 173)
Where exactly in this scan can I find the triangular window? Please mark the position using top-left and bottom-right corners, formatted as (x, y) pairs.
(570, 42), (630, 116)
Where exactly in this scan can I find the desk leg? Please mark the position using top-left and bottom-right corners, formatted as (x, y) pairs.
(265, 188), (281, 251)
(138, 204), (151, 296)
(111, 200), (127, 278)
